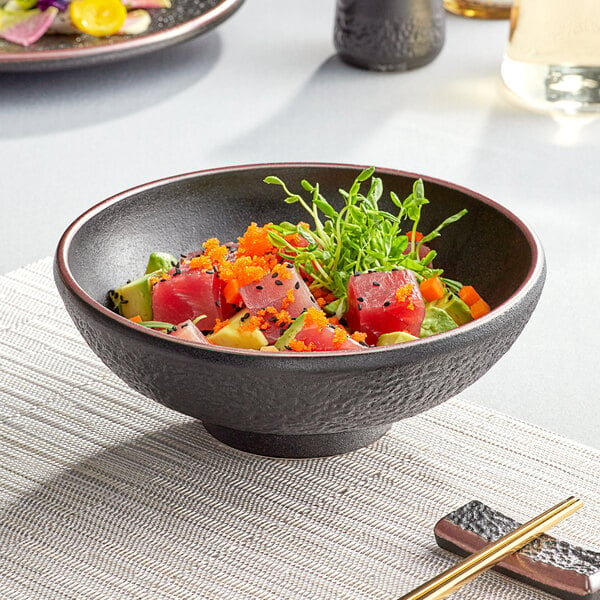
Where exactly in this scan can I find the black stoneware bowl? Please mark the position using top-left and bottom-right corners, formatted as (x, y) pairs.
(55, 163), (545, 458)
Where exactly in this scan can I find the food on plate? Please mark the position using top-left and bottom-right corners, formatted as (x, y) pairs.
(109, 168), (491, 352)
(0, 0), (167, 46)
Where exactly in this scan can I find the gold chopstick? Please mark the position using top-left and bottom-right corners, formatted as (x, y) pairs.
(398, 496), (584, 600)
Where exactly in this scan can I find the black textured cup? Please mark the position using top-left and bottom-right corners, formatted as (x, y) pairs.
(334, 0), (445, 71)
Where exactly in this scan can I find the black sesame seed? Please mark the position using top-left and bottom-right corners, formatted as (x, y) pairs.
(357, 304), (362, 311)
(272, 272), (279, 278)
(357, 297), (364, 302)
(241, 312), (250, 322)
(180, 254), (187, 258)
(275, 280), (283, 286)
(205, 270), (214, 275)
(383, 301), (390, 307)
(372, 281), (380, 286)
(108, 289), (115, 295)
(256, 285), (263, 290)
(215, 300), (220, 308)
(285, 345), (292, 351)
(310, 295), (316, 302)
(181, 322), (189, 328)
(160, 278), (167, 283)
(126, 280), (131, 285)
(119, 294), (124, 301)
(286, 263), (294, 269)
(294, 281), (300, 289)
(121, 299), (129, 304)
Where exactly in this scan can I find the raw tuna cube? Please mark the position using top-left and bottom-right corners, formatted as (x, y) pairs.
(345, 270), (425, 344)
(239, 265), (318, 343)
(152, 269), (234, 330)
(276, 308), (366, 352)
(293, 323), (366, 352)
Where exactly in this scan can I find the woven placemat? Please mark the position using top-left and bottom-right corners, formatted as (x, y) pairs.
(1, 258), (599, 600)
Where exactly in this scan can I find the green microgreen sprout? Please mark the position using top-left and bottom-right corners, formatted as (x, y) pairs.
(138, 320), (177, 332)
(265, 168), (467, 316)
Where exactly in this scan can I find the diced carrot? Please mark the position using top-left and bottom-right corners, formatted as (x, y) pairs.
(406, 231), (423, 242)
(470, 298), (491, 319)
(129, 315), (143, 323)
(459, 285), (482, 307)
(419, 276), (445, 302)
(223, 278), (242, 306)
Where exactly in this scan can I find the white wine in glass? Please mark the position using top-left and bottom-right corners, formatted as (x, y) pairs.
(501, 0), (600, 112)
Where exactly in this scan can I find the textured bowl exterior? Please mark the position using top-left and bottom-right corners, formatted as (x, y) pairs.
(55, 164), (545, 456)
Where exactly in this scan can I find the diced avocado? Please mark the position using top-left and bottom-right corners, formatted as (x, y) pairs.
(274, 312), (307, 350)
(420, 305), (458, 338)
(433, 292), (473, 326)
(207, 310), (268, 350)
(110, 270), (161, 321)
(145, 252), (177, 275)
(376, 331), (419, 346)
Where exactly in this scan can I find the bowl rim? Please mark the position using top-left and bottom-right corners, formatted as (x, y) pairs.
(55, 162), (545, 358)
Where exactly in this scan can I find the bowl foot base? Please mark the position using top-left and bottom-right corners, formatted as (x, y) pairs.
(202, 423), (392, 458)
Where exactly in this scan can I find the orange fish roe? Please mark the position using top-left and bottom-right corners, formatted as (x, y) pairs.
(237, 223), (275, 257)
(350, 331), (368, 343)
(228, 255), (274, 286)
(202, 238), (221, 251)
(316, 297), (326, 307)
(395, 283), (415, 310)
(258, 306), (292, 328)
(281, 289), (295, 310)
(189, 255), (212, 270)
(288, 339), (316, 352)
(332, 326), (349, 349)
(271, 262), (293, 280)
(212, 318), (230, 334)
(328, 316), (340, 326)
(238, 315), (263, 333)
(149, 272), (170, 287)
(304, 307), (329, 330)
(204, 244), (228, 265)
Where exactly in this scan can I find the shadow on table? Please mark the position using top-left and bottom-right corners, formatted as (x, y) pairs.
(211, 53), (421, 162)
(0, 32), (222, 139)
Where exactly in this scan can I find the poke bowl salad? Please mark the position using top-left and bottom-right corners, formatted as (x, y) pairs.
(109, 167), (491, 354)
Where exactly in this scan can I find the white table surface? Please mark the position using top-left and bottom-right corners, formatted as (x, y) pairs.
(1, 0), (599, 448)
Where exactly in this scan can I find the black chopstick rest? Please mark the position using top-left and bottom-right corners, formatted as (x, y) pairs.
(434, 500), (600, 600)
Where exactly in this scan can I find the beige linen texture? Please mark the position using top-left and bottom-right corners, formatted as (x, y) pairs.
(1, 259), (599, 600)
